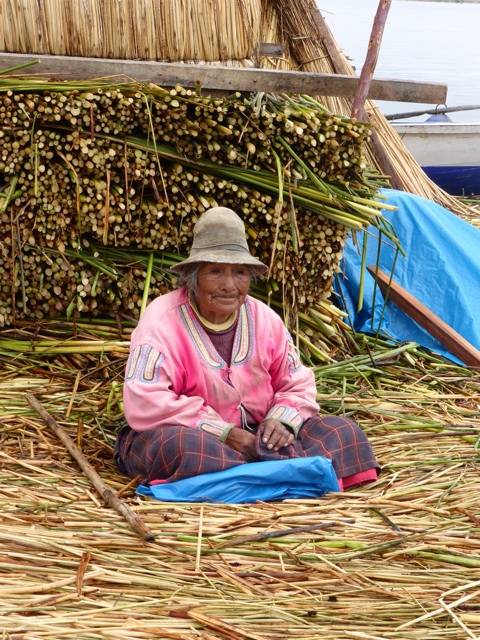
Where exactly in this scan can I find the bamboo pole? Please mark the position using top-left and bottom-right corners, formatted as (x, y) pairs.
(25, 392), (155, 542)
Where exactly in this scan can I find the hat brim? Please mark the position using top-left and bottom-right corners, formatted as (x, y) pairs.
(170, 249), (268, 275)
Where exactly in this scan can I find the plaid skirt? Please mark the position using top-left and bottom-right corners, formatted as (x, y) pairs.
(114, 415), (380, 486)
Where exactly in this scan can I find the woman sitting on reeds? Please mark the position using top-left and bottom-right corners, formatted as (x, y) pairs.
(114, 207), (380, 490)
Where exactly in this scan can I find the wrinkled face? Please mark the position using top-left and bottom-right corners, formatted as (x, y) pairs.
(195, 263), (251, 324)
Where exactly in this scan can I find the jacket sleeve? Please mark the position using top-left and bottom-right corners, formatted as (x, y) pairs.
(123, 344), (234, 441)
(264, 327), (319, 437)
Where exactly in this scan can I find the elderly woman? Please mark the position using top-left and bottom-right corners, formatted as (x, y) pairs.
(114, 207), (379, 490)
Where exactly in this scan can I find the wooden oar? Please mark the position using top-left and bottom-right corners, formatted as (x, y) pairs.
(386, 103), (480, 121)
(25, 393), (155, 542)
(367, 266), (480, 367)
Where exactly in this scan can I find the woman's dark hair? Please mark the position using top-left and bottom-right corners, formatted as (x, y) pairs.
(175, 263), (203, 295)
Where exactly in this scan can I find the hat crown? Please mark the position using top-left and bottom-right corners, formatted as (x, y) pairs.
(192, 207), (249, 251)
(169, 206), (267, 275)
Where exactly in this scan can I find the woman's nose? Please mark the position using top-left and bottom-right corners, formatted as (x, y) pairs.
(220, 270), (236, 290)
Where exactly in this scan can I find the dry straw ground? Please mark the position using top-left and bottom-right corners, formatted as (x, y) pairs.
(1, 325), (480, 640)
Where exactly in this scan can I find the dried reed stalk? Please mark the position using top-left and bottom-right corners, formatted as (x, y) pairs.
(0, 0), (261, 62)
(1, 336), (480, 638)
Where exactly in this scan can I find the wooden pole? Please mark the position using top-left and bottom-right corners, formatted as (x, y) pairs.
(305, 0), (348, 75)
(351, 0), (393, 121)
(385, 103), (480, 121)
(367, 266), (480, 367)
(214, 519), (355, 550)
(25, 393), (155, 542)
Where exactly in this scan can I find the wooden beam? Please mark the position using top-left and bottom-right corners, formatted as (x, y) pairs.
(367, 266), (480, 367)
(0, 53), (447, 104)
(258, 43), (284, 58)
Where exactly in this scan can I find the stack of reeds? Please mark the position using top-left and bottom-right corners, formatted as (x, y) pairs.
(0, 76), (397, 361)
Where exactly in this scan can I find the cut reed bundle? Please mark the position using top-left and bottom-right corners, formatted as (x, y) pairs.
(1, 0), (476, 218)
(0, 76), (395, 362)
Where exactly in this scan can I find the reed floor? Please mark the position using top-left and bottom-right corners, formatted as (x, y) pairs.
(1, 335), (480, 640)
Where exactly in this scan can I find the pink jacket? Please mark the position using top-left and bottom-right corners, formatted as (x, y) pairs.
(123, 287), (319, 440)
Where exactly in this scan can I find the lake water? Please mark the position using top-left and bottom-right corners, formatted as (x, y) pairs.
(316, 0), (480, 122)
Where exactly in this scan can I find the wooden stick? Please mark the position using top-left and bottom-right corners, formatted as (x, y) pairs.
(367, 266), (480, 367)
(305, 0), (348, 75)
(214, 519), (355, 549)
(351, 0), (393, 121)
(25, 392), (155, 542)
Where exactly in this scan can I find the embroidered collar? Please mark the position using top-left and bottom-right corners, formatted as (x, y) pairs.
(179, 298), (254, 369)
(189, 295), (238, 332)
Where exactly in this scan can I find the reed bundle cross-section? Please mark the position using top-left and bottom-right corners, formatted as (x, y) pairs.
(0, 78), (396, 361)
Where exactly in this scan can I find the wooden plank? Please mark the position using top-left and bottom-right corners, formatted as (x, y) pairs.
(0, 53), (448, 104)
(367, 266), (480, 367)
(258, 43), (284, 58)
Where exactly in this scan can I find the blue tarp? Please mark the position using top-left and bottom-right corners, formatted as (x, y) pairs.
(136, 455), (339, 504)
(336, 189), (480, 365)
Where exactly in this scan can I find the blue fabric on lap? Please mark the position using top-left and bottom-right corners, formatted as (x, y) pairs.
(136, 456), (339, 503)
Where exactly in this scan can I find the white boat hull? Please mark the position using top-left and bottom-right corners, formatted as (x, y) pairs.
(391, 122), (480, 195)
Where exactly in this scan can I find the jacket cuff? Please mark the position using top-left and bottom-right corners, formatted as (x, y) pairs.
(265, 405), (304, 438)
(219, 423), (236, 443)
(199, 420), (235, 442)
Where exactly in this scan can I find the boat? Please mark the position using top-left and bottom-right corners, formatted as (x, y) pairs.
(391, 119), (480, 196)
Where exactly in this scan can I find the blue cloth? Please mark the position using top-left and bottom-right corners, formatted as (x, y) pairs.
(136, 456), (339, 503)
(336, 189), (480, 365)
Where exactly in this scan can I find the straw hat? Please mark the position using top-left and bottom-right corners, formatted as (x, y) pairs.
(170, 207), (268, 275)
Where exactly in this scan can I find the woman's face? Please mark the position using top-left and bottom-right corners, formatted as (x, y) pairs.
(195, 263), (251, 324)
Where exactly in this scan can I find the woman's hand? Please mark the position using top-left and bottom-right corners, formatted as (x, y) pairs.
(258, 419), (295, 452)
(224, 428), (258, 460)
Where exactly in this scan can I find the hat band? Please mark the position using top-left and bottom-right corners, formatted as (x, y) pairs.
(190, 244), (251, 255)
